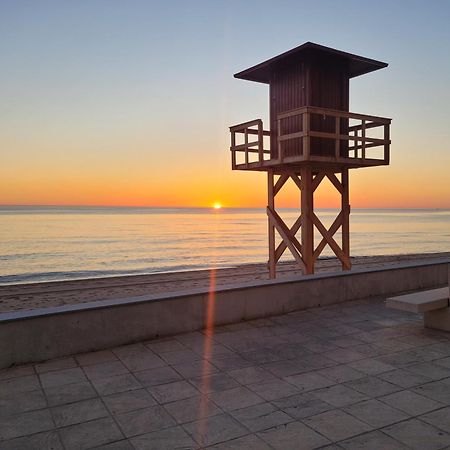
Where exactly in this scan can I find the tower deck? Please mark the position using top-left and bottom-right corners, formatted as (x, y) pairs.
(230, 106), (391, 172)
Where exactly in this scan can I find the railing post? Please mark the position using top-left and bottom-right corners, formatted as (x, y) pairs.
(258, 120), (263, 164)
(244, 127), (249, 168)
(361, 119), (366, 160)
(277, 118), (283, 162)
(231, 130), (236, 169)
(302, 109), (310, 160)
(335, 116), (340, 158)
(384, 123), (390, 164)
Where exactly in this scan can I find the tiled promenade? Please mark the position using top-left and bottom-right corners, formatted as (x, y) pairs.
(1, 298), (450, 449)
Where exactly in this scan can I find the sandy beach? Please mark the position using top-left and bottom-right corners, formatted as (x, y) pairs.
(1, 252), (449, 314)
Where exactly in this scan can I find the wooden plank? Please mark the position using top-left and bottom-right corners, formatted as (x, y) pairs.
(274, 174), (289, 195)
(305, 106), (392, 124)
(274, 215), (302, 262)
(312, 172), (326, 192)
(325, 172), (343, 194)
(230, 119), (262, 131)
(289, 172), (302, 191)
(312, 213), (351, 269)
(386, 288), (449, 313)
(267, 206), (305, 270)
(278, 131), (305, 142)
(313, 211), (343, 262)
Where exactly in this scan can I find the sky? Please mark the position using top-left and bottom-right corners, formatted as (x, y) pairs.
(1, 0), (450, 208)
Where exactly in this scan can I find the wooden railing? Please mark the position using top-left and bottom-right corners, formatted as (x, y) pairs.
(277, 106), (391, 164)
(229, 119), (270, 169)
(230, 107), (391, 169)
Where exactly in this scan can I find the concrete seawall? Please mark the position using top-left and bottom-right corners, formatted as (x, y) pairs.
(1, 258), (449, 369)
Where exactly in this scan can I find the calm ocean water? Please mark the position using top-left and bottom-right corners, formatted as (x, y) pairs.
(1, 206), (450, 285)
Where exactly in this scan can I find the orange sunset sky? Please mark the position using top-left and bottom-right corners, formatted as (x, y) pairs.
(1, 1), (450, 209)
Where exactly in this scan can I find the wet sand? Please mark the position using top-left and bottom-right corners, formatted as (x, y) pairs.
(1, 252), (449, 313)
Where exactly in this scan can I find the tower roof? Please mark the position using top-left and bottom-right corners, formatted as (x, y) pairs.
(234, 42), (388, 83)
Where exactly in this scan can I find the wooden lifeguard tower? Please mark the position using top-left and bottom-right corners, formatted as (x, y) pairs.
(229, 42), (391, 278)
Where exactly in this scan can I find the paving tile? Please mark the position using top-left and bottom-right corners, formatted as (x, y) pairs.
(159, 349), (201, 365)
(35, 357), (78, 374)
(172, 359), (219, 378)
(302, 338), (339, 353)
(75, 350), (118, 366)
(189, 372), (239, 394)
(90, 441), (134, 450)
(303, 409), (372, 442)
(40, 368), (87, 389)
(112, 343), (148, 358)
(149, 380), (199, 404)
(208, 433), (272, 449)
(313, 384), (369, 407)
(0, 389), (46, 417)
(247, 379), (300, 401)
(51, 398), (108, 427)
(91, 373), (141, 396)
(435, 357), (450, 369)
(208, 386), (264, 411)
(404, 362), (450, 380)
(413, 379), (450, 403)
(348, 358), (395, 375)
(272, 392), (334, 419)
(0, 365), (34, 381)
(102, 389), (157, 415)
(378, 368), (433, 388)
(115, 405), (176, 437)
(343, 398), (409, 428)
(323, 348), (365, 364)
(117, 350), (166, 372)
(207, 354), (252, 371)
(44, 381), (97, 406)
(83, 361), (129, 380)
(383, 418), (450, 450)
(0, 374), (41, 394)
(133, 366), (182, 387)
(230, 402), (293, 432)
(163, 395), (222, 424)
(227, 366), (276, 385)
(257, 420), (330, 450)
(0, 430), (64, 450)
(182, 413), (248, 447)
(380, 390), (444, 415)
(318, 364), (365, 383)
(0, 408), (54, 440)
(145, 339), (186, 354)
(339, 430), (410, 449)
(284, 371), (335, 392)
(420, 406), (450, 433)
(344, 376), (400, 397)
(130, 425), (196, 450)
(58, 417), (123, 450)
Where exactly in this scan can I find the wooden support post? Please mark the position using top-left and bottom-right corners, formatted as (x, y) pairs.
(300, 166), (314, 274)
(268, 170), (276, 278)
(341, 168), (351, 270)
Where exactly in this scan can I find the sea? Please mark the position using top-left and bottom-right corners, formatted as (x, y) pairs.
(1, 206), (450, 285)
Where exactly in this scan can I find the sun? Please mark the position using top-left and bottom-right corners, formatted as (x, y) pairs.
(213, 202), (222, 209)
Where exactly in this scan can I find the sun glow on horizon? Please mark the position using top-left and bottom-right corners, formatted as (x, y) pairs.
(213, 202), (222, 209)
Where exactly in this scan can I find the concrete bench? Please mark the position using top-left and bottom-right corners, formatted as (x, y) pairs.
(386, 265), (450, 332)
